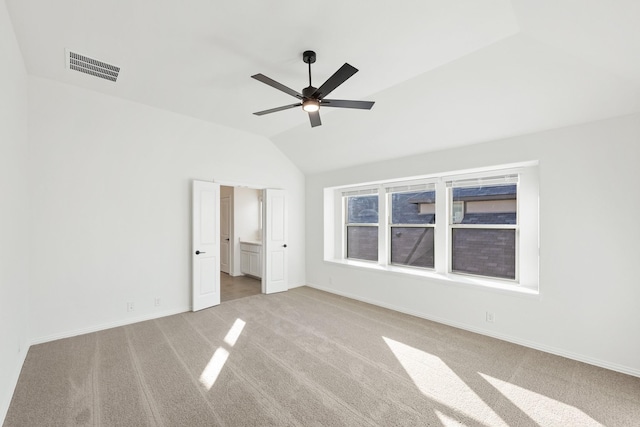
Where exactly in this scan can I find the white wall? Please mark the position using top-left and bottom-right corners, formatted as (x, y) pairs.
(28, 76), (305, 343)
(306, 113), (640, 376)
(0, 2), (30, 421)
(235, 188), (261, 242)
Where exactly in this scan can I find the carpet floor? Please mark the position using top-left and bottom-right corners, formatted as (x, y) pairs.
(4, 286), (640, 426)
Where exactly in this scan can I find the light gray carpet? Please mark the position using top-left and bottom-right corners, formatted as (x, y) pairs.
(4, 287), (640, 426)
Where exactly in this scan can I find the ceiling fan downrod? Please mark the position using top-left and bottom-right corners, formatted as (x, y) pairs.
(303, 50), (316, 89)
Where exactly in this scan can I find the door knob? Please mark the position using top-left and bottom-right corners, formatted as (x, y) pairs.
(225, 238), (230, 241)
(195, 250), (206, 255)
(283, 244), (287, 248)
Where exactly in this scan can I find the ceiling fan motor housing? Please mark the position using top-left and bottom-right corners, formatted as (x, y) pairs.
(303, 50), (316, 64)
(302, 86), (317, 99)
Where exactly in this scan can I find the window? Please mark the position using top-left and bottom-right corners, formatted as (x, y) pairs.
(326, 163), (539, 292)
(345, 193), (379, 261)
(388, 184), (436, 268)
(448, 176), (518, 280)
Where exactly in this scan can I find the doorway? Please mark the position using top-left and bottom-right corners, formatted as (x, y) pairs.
(220, 185), (263, 302)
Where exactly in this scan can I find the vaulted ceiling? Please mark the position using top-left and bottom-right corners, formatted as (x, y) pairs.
(6, 0), (640, 173)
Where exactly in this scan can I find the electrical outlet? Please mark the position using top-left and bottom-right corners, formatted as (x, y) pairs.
(154, 297), (161, 307)
(127, 302), (135, 312)
(486, 311), (495, 323)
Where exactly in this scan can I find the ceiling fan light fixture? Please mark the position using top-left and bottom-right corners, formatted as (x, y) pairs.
(302, 99), (320, 112)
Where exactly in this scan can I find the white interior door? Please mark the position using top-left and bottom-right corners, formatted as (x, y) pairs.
(263, 189), (288, 294)
(192, 180), (220, 311)
(220, 195), (231, 274)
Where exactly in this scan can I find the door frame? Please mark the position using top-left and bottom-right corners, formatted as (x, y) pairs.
(220, 194), (232, 274)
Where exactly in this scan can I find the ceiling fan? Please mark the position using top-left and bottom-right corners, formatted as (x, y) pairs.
(251, 50), (375, 128)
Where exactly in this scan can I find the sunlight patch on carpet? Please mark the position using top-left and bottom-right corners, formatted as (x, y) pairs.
(224, 318), (246, 347)
(479, 373), (600, 426)
(435, 409), (468, 426)
(200, 319), (246, 390)
(383, 336), (499, 424)
(199, 347), (229, 390)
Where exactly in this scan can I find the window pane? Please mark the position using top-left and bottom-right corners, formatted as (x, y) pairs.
(452, 229), (515, 279)
(391, 191), (436, 224)
(347, 226), (378, 261)
(391, 227), (434, 268)
(451, 185), (516, 225)
(347, 195), (378, 224)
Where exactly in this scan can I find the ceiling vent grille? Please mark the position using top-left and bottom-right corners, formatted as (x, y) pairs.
(66, 50), (120, 82)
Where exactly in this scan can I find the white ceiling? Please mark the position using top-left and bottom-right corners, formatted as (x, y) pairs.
(6, 0), (640, 173)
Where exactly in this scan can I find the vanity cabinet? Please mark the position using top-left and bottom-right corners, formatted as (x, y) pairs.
(240, 242), (262, 278)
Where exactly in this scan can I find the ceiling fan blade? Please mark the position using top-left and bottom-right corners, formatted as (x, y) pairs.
(253, 103), (301, 116)
(312, 63), (358, 99)
(321, 99), (375, 110)
(251, 74), (303, 99)
(308, 111), (322, 127)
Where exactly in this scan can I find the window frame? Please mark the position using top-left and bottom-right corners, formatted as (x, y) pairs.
(325, 162), (539, 294)
(447, 180), (519, 282)
(387, 188), (436, 270)
(343, 193), (380, 263)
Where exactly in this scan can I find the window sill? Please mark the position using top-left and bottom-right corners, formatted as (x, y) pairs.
(324, 258), (540, 298)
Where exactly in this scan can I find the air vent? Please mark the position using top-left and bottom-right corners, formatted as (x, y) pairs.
(66, 50), (120, 82)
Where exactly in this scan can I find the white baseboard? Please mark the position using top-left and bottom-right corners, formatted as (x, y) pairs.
(306, 283), (640, 378)
(1, 345), (28, 425)
(29, 284), (307, 346)
(30, 306), (190, 346)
